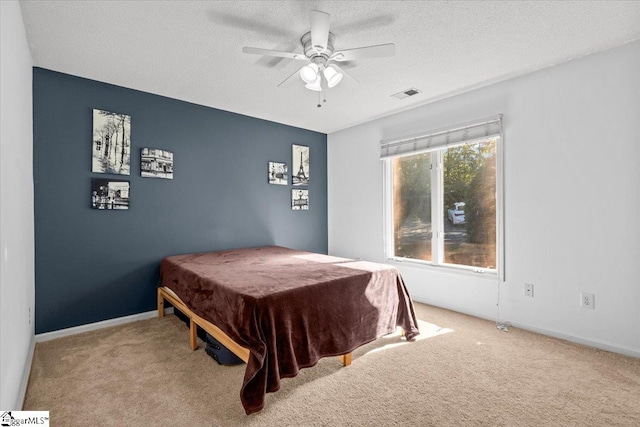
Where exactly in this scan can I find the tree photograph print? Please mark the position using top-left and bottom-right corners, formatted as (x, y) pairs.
(92, 109), (131, 175)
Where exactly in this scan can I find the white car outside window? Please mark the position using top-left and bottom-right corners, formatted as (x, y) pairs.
(447, 202), (465, 225)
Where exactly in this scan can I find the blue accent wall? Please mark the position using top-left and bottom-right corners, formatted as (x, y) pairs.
(33, 68), (327, 334)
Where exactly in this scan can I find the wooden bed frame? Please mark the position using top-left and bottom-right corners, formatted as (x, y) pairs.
(157, 286), (352, 366)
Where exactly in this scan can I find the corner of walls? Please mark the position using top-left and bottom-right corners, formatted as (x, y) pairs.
(0, 0), (36, 410)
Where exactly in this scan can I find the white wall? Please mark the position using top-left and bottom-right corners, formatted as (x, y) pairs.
(328, 41), (640, 356)
(1, 0), (35, 409)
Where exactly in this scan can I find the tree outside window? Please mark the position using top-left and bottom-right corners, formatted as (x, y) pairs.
(391, 138), (498, 271)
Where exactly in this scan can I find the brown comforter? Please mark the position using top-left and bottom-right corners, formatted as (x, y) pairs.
(159, 246), (419, 414)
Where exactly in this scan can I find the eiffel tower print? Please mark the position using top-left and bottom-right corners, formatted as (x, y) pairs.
(292, 144), (309, 186)
(296, 151), (307, 181)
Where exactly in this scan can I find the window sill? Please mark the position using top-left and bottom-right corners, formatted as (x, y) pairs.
(386, 257), (498, 280)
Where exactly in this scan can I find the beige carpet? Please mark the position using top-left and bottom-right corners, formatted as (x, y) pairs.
(24, 303), (640, 426)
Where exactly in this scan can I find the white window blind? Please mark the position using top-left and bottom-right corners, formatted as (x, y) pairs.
(380, 114), (502, 159)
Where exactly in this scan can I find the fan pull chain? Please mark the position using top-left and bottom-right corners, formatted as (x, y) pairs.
(317, 89), (327, 107)
(316, 72), (328, 108)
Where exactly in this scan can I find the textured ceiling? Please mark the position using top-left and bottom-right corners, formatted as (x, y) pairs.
(19, 1), (640, 134)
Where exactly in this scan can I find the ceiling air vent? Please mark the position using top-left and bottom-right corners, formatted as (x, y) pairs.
(391, 88), (422, 100)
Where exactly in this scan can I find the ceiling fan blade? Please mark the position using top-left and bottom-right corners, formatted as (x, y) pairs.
(242, 47), (307, 60)
(310, 10), (330, 52)
(277, 66), (305, 88)
(209, 12), (294, 39)
(331, 64), (359, 84)
(331, 43), (395, 62)
(337, 60), (358, 70)
(331, 14), (395, 35)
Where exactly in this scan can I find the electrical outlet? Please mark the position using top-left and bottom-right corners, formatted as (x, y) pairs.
(581, 292), (595, 309)
(524, 283), (534, 298)
(28, 306), (32, 324)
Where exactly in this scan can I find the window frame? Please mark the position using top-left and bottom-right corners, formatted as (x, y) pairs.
(383, 126), (505, 281)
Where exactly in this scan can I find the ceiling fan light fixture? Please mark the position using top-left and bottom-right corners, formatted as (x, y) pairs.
(300, 63), (319, 84)
(323, 66), (343, 88)
(242, 10), (396, 103)
(305, 75), (322, 91)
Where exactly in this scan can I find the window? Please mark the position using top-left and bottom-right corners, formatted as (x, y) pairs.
(382, 116), (503, 275)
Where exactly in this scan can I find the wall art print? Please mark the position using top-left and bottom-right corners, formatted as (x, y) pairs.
(92, 109), (131, 175)
(141, 148), (173, 179)
(91, 179), (130, 210)
(291, 189), (309, 210)
(268, 161), (288, 185)
(292, 144), (309, 186)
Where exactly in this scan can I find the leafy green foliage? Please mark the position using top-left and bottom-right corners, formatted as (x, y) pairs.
(393, 139), (497, 266)
(394, 140), (496, 243)
(443, 140), (496, 243)
(466, 154), (496, 244)
(394, 153), (431, 224)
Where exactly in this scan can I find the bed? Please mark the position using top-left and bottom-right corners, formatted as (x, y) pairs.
(157, 246), (419, 414)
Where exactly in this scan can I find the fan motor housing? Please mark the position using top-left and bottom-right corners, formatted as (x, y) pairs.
(301, 31), (335, 60)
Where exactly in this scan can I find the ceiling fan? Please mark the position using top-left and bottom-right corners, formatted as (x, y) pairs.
(242, 10), (395, 100)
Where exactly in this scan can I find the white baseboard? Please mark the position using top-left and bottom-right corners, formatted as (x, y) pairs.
(412, 297), (639, 358)
(507, 320), (640, 358)
(35, 307), (174, 343)
(412, 296), (498, 324)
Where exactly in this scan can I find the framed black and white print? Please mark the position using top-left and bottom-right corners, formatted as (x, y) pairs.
(268, 161), (288, 185)
(92, 109), (131, 175)
(291, 189), (309, 210)
(91, 179), (130, 210)
(141, 148), (174, 179)
(292, 144), (309, 186)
